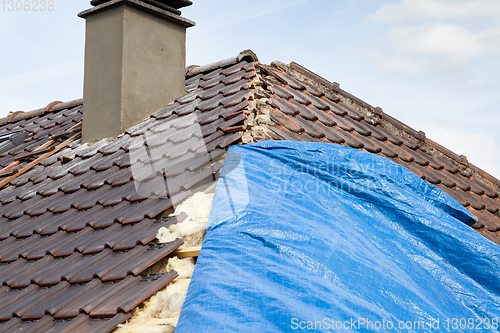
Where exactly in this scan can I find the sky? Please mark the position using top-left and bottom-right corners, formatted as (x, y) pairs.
(0, 0), (499, 178)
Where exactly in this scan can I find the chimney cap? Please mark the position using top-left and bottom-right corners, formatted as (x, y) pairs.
(79, 0), (195, 27)
(91, 0), (192, 8)
(158, 0), (193, 9)
(90, 0), (192, 15)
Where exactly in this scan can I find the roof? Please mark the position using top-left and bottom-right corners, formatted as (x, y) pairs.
(0, 49), (499, 331)
(0, 54), (255, 332)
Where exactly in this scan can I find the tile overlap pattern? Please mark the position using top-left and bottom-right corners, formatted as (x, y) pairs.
(0, 59), (255, 331)
(1, 54), (499, 331)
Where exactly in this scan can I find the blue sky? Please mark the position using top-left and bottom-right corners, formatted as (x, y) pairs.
(1, 0), (499, 178)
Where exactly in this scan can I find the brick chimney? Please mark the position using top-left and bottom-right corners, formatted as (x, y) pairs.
(78, 0), (195, 143)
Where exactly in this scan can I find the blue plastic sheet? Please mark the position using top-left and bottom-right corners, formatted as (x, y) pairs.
(176, 141), (500, 332)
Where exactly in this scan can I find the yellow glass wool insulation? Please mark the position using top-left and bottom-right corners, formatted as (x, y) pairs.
(156, 192), (214, 247)
(156, 220), (207, 247)
(141, 280), (190, 319)
(114, 320), (175, 333)
(166, 256), (195, 280)
(173, 192), (214, 220)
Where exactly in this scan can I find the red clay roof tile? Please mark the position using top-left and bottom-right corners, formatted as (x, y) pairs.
(293, 117), (325, 138)
(269, 109), (302, 133)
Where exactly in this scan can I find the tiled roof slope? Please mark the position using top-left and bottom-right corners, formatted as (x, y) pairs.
(0, 54), (256, 332)
(1, 49), (499, 331)
(250, 61), (500, 245)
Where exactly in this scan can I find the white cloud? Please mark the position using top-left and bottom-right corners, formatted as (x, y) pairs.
(369, 0), (500, 22)
(367, 0), (500, 75)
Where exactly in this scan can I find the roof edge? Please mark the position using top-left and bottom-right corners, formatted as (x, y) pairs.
(287, 61), (428, 140)
(0, 98), (83, 126)
(280, 60), (500, 190)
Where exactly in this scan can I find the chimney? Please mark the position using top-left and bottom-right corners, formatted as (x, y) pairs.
(78, 0), (195, 143)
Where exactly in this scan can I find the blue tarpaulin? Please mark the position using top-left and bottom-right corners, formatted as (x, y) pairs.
(175, 141), (500, 332)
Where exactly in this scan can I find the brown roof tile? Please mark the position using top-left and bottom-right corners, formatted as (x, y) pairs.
(293, 117), (324, 138)
(0, 54), (255, 329)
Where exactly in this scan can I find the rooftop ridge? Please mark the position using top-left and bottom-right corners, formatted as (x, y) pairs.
(287, 61), (424, 140)
(279, 60), (500, 191)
